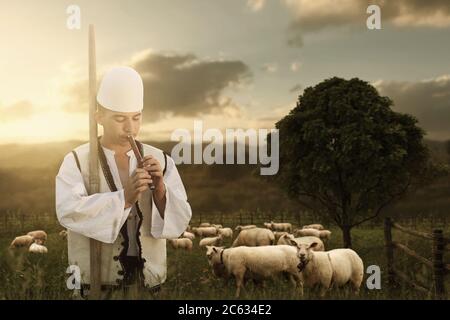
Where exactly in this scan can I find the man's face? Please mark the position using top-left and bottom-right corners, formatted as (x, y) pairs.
(95, 106), (142, 145)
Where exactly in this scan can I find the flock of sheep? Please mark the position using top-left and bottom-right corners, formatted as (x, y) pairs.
(8, 221), (364, 298)
(172, 222), (364, 298)
(9, 229), (67, 254)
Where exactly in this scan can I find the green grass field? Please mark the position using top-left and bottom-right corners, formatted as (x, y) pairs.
(0, 220), (448, 300)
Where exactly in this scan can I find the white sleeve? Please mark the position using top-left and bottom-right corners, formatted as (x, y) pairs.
(151, 155), (192, 239)
(55, 152), (131, 244)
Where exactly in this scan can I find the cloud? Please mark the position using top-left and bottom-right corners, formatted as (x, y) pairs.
(261, 63), (278, 73)
(247, 0), (266, 12)
(289, 84), (303, 93)
(0, 100), (34, 121)
(290, 61), (302, 72)
(63, 50), (252, 123)
(375, 75), (450, 140)
(284, 0), (450, 47)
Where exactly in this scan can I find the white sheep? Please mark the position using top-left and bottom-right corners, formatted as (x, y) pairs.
(277, 233), (295, 245)
(269, 221), (292, 233)
(169, 238), (193, 251)
(302, 224), (324, 230)
(217, 227), (233, 239)
(234, 225), (257, 233)
(199, 235), (223, 247)
(27, 230), (47, 245)
(273, 231), (290, 241)
(199, 222), (211, 227)
(181, 231), (195, 240)
(319, 230), (332, 241)
(293, 236), (325, 251)
(231, 228), (275, 247)
(29, 243), (48, 254)
(207, 245), (302, 297)
(294, 228), (321, 238)
(192, 227), (218, 237)
(9, 235), (34, 249)
(290, 240), (364, 297)
(211, 224), (223, 229)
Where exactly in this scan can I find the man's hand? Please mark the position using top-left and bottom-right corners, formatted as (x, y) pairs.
(124, 168), (152, 208)
(142, 155), (165, 198)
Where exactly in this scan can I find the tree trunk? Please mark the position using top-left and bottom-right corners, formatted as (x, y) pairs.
(342, 225), (353, 248)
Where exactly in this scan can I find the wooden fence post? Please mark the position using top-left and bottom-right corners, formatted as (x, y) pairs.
(384, 218), (395, 290)
(432, 229), (445, 299)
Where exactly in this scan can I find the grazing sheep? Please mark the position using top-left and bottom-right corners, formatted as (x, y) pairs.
(294, 228), (320, 238)
(181, 231), (195, 240)
(169, 238), (193, 251)
(234, 225), (257, 233)
(192, 227), (218, 237)
(319, 230), (332, 241)
(269, 221), (292, 233)
(206, 246), (230, 280)
(59, 230), (68, 239)
(277, 233), (295, 245)
(302, 224), (324, 230)
(29, 243), (48, 254)
(199, 235), (223, 247)
(199, 222), (211, 227)
(208, 245), (302, 297)
(232, 228), (275, 247)
(263, 222), (272, 229)
(217, 228), (233, 239)
(27, 230), (47, 245)
(273, 231), (290, 241)
(9, 235), (34, 249)
(211, 224), (223, 229)
(290, 240), (364, 297)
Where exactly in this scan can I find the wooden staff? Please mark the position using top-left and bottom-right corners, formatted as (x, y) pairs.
(88, 24), (102, 299)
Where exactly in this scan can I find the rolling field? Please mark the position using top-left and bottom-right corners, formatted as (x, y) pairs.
(0, 218), (448, 300)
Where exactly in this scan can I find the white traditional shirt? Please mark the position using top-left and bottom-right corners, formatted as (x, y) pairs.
(55, 142), (192, 287)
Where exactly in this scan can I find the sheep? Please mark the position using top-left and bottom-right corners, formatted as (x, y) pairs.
(27, 230), (47, 245)
(234, 225), (257, 233)
(289, 239), (364, 297)
(192, 227), (218, 237)
(186, 225), (192, 232)
(9, 235), (34, 249)
(169, 238), (193, 251)
(211, 224), (223, 229)
(269, 221), (292, 233)
(294, 228), (321, 238)
(293, 236), (325, 251)
(263, 222), (272, 229)
(28, 243), (48, 254)
(217, 227), (233, 239)
(208, 245), (302, 297)
(181, 231), (195, 240)
(302, 224), (324, 230)
(59, 230), (68, 239)
(273, 231), (290, 241)
(277, 233), (295, 245)
(199, 222), (211, 227)
(199, 235), (223, 247)
(231, 228), (275, 247)
(319, 230), (332, 241)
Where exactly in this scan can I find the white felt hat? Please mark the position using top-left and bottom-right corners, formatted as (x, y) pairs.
(97, 66), (143, 112)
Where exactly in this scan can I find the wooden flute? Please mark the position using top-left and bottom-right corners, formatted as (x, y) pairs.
(127, 135), (156, 190)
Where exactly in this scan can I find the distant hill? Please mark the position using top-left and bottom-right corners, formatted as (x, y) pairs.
(0, 139), (448, 220)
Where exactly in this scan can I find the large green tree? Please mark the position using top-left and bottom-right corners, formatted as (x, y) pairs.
(271, 77), (442, 248)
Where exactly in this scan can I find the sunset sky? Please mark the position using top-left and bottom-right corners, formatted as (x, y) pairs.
(1, 0), (450, 144)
